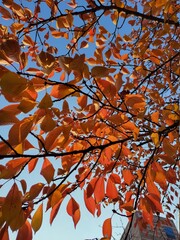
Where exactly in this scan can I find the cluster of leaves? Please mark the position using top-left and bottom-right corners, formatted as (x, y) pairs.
(0, 0), (179, 239)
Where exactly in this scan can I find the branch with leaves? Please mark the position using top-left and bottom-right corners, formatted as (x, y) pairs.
(0, 0), (179, 239)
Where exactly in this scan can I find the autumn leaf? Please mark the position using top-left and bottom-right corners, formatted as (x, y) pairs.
(151, 132), (160, 147)
(2, 183), (22, 225)
(106, 177), (118, 199)
(0, 39), (20, 62)
(102, 218), (112, 239)
(84, 189), (96, 216)
(0, 224), (9, 240)
(31, 204), (43, 233)
(38, 93), (53, 109)
(40, 158), (55, 184)
(91, 66), (110, 77)
(122, 169), (134, 185)
(0, 71), (27, 95)
(66, 197), (80, 228)
(16, 220), (32, 240)
(94, 177), (105, 203)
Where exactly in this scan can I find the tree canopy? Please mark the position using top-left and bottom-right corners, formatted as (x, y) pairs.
(0, 0), (179, 239)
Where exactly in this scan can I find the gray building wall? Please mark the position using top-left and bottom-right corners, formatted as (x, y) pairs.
(120, 212), (179, 240)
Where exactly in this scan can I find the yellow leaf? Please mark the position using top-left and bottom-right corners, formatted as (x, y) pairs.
(0, 71), (27, 95)
(151, 132), (159, 147)
(31, 204), (43, 233)
(38, 93), (53, 109)
(91, 66), (109, 78)
(14, 143), (23, 154)
(115, 0), (125, 8)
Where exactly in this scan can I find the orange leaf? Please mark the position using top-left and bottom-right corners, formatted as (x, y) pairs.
(146, 194), (163, 213)
(50, 84), (75, 99)
(24, 183), (44, 201)
(40, 158), (55, 184)
(163, 138), (176, 156)
(28, 158), (38, 173)
(94, 177), (105, 203)
(18, 98), (37, 113)
(77, 95), (87, 109)
(110, 173), (121, 184)
(0, 71), (27, 95)
(91, 66), (109, 77)
(125, 94), (145, 109)
(102, 218), (112, 239)
(50, 199), (63, 225)
(158, 154), (175, 164)
(44, 126), (63, 151)
(151, 132), (159, 147)
(8, 116), (34, 145)
(31, 204), (43, 233)
(0, 110), (19, 125)
(151, 111), (159, 124)
(84, 189), (96, 216)
(38, 93), (53, 109)
(86, 177), (98, 198)
(0, 39), (20, 62)
(122, 169), (134, 185)
(106, 178), (118, 199)
(66, 197), (80, 228)
(40, 114), (56, 132)
(16, 220), (32, 240)
(2, 183), (22, 225)
(0, 224), (9, 240)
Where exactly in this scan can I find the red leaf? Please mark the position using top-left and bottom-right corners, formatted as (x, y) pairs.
(66, 197), (80, 228)
(16, 220), (32, 240)
(50, 199), (63, 225)
(40, 158), (55, 184)
(0, 224), (9, 240)
(94, 177), (105, 203)
(122, 169), (134, 185)
(28, 158), (38, 173)
(102, 218), (112, 238)
(106, 178), (118, 199)
(2, 183), (22, 225)
(84, 189), (96, 216)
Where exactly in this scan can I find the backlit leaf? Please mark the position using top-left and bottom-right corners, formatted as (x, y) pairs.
(94, 177), (105, 203)
(151, 132), (159, 147)
(102, 218), (112, 239)
(91, 66), (109, 77)
(106, 177), (118, 199)
(66, 197), (80, 228)
(40, 158), (55, 184)
(0, 72), (27, 95)
(16, 220), (32, 240)
(122, 169), (134, 185)
(84, 189), (96, 216)
(0, 224), (9, 240)
(18, 98), (37, 113)
(31, 204), (43, 233)
(2, 183), (22, 225)
(38, 93), (53, 109)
